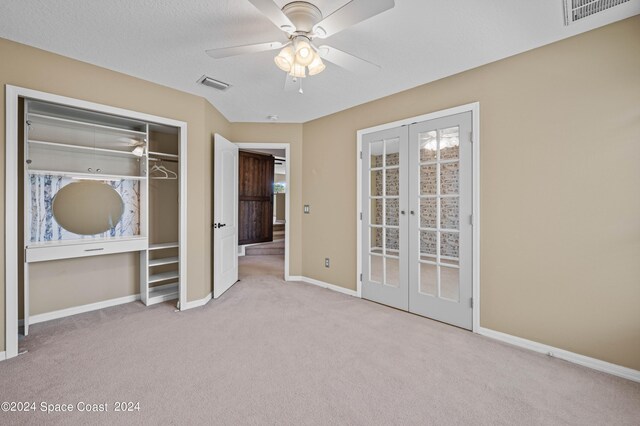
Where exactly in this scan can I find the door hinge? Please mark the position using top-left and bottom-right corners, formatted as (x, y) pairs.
(360, 273), (363, 281)
(360, 151), (362, 159)
(360, 212), (362, 220)
(469, 214), (473, 225)
(469, 131), (473, 143)
(470, 297), (473, 308)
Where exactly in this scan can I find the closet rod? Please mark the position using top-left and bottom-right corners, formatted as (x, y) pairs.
(149, 157), (178, 163)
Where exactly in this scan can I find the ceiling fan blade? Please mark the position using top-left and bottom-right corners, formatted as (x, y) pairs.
(317, 45), (381, 74)
(248, 0), (294, 31)
(206, 41), (283, 59)
(313, 0), (395, 38)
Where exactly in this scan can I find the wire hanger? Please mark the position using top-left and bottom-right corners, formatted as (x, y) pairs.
(149, 159), (177, 180)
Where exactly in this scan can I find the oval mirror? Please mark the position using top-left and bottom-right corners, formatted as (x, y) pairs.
(52, 181), (124, 235)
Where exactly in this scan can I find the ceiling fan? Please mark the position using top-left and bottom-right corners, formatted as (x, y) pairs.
(205, 0), (395, 92)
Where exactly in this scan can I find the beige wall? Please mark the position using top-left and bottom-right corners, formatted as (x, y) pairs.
(0, 37), (232, 352)
(301, 17), (640, 370)
(229, 123), (304, 276)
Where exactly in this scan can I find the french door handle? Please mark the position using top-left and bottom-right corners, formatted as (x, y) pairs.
(410, 210), (415, 215)
(401, 210), (406, 215)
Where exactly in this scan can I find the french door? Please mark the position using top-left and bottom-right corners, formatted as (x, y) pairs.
(361, 112), (473, 329)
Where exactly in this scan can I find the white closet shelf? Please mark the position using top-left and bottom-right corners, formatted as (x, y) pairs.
(149, 242), (179, 250)
(28, 112), (147, 137)
(28, 169), (147, 180)
(29, 139), (144, 158)
(148, 282), (179, 305)
(148, 151), (178, 159)
(149, 270), (179, 283)
(149, 256), (179, 267)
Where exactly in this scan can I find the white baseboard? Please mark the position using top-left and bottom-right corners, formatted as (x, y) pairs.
(19, 294), (141, 327)
(0, 351), (6, 361)
(288, 276), (358, 297)
(180, 293), (212, 310)
(477, 327), (640, 383)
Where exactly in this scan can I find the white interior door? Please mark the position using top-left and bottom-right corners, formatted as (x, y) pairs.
(214, 134), (239, 298)
(408, 112), (473, 329)
(361, 127), (409, 310)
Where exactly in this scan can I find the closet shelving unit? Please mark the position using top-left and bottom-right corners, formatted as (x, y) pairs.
(21, 98), (186, 337)
(140, 123), (181, 306)
(23, 101), (150, 263)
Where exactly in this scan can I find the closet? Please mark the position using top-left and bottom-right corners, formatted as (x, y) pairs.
(20, 96), (185, 336)
(360, 111), (474, 330)
(141, 125), (181, 305)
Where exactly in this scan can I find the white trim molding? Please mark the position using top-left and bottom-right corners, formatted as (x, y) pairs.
(0, 351), (6, 361)
(478, 327), (640, 383)
(180, 293), (213, 310)
(287, 276), (358, 297)
(19, 294), (141, 327)
(355, 102), (481, 331)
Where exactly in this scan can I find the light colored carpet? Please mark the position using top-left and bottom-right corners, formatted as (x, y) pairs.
(1, 255), (638, 425)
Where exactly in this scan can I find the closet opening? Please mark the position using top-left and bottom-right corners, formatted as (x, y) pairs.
(235, 144), (290, 282)
(5, 86), (187, 360)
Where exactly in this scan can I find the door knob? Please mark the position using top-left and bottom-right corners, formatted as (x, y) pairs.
(401, 210), (406, 215)
(410, 210), (415, 215)
(214, 223), (227, 228)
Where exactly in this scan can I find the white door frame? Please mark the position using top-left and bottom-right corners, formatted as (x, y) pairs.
(4, 85), (188, 360)
(356, 102), (480, 332)
(234, 143), (291, 281)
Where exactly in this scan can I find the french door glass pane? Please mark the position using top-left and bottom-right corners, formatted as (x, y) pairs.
(385, 257), (399, 287)
(385, 138), (400, 166)
(370, 141), (383, 167)
(440, 162), (459, 195)
(370, 199), (382, 225)
(420, 165), (437, 195)
(370, 227), (383, 254)
(440, 232), (459, 258)
(420, 198), (437, 228)
(385, 228), (399, 255)
(385, 168), (399, 196)
(440, 266), (460, 302)
(370, 255), (383, 283)
(371, 170), (383, 196)
(419, 131), (437, 162)
(439, 127), (460, 160)
(440, 197), (459, 229)
(385, 198), (399, 226)
(419, 262), (437, 296)
(420, 230), (437, 257)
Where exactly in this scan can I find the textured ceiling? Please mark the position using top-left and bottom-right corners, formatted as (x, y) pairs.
(0, 0), (638, 123)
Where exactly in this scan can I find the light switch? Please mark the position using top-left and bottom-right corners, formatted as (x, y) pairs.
(304, 205), (310, 214)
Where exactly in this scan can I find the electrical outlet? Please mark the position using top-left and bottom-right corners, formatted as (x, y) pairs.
(324, 258), (330, 268)
(304, 205), (310, 214)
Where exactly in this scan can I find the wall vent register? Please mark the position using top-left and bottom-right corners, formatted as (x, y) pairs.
(563, 0), (631, 25)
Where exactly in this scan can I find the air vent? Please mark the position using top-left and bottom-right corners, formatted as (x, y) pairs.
(563, 0), (631, 25)
(197, 75), (231, 91)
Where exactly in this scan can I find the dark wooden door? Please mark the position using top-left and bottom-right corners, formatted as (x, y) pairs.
(238, 151), (274, 245)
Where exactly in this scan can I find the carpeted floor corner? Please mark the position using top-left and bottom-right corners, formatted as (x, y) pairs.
(0, 255), (638, 425)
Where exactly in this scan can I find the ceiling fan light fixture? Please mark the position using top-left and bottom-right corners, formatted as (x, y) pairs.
(289, 62), (306, 78)
(307, 54), (325, 76)
(274, 46), (294, 72)
(294, 37), (314, 66)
